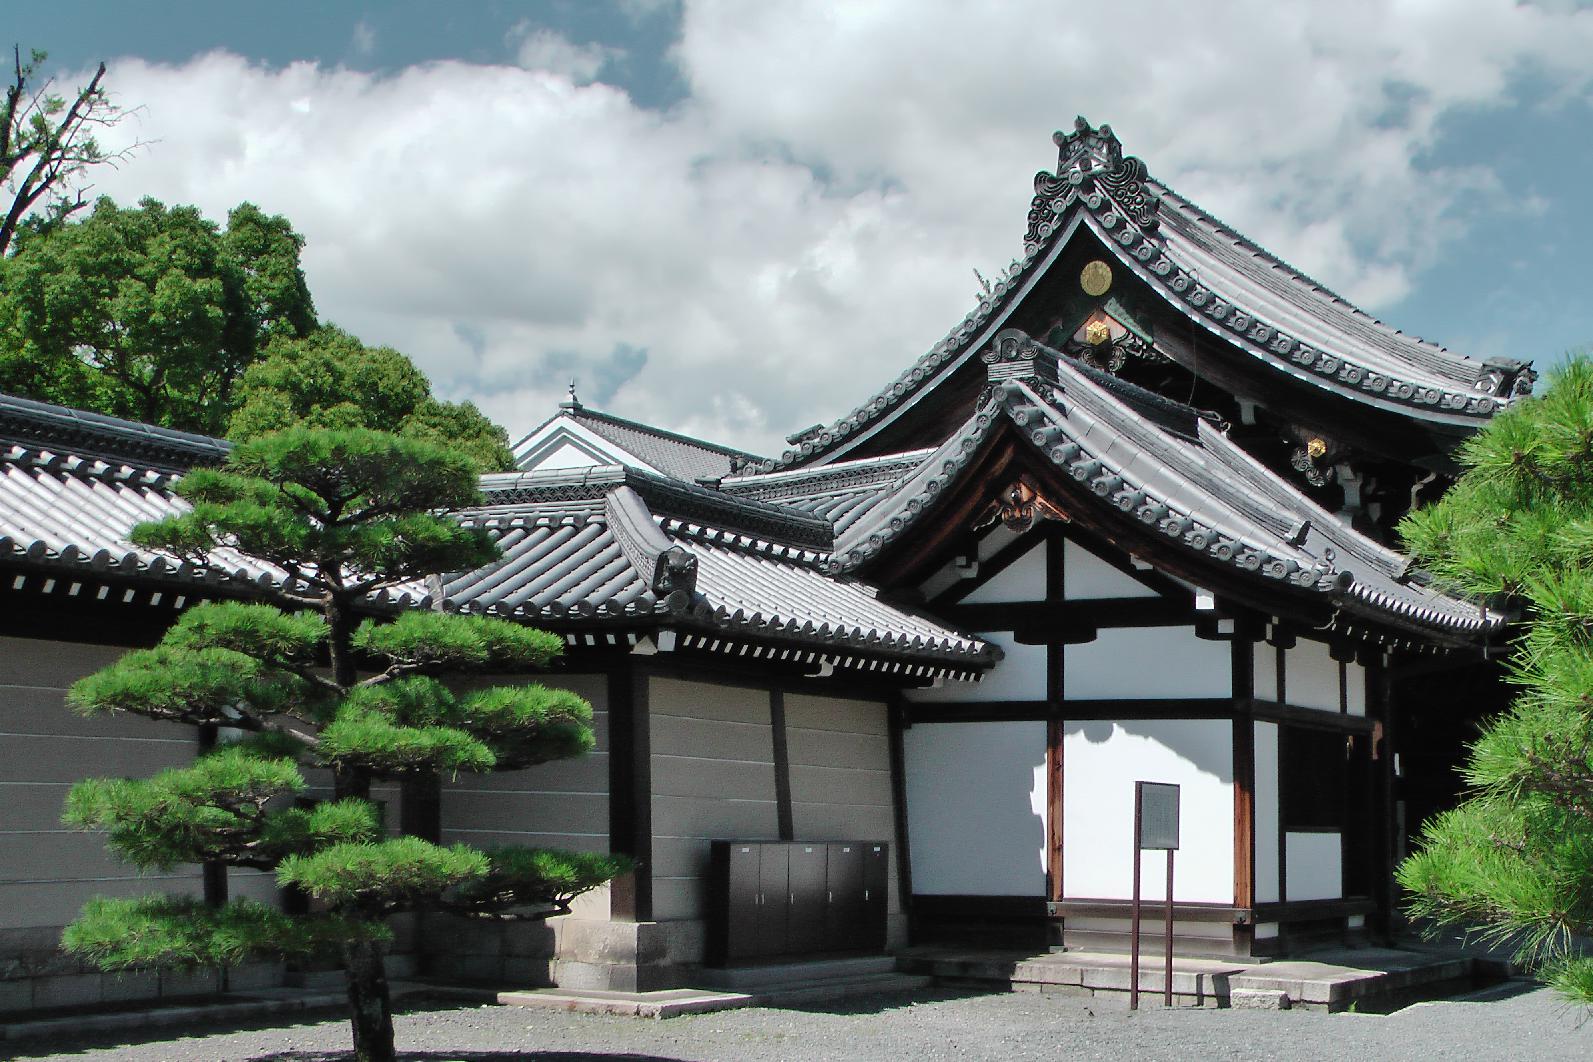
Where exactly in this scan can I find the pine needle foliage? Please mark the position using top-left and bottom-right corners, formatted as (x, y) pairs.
(60, 426), (629, 1062)
(1397, 358), (1593, 1006)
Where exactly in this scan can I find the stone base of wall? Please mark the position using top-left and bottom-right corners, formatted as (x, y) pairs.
(420, 912), (908, 992)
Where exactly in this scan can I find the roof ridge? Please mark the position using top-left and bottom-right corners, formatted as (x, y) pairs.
(0, 392), (229, 472)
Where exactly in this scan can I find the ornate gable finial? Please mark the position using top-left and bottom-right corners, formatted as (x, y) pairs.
(562, 379), (581, 410)
(1026, 116), (1161, 254)
(1054, 116), (1123, 176)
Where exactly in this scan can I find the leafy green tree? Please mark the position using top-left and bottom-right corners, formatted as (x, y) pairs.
(1, 47), (137, 256)
(0, 196), (316, 431)
(60, 428), (627, 1062)
(230, 325), (514, 471)
(1397, 358), (1593, 1005)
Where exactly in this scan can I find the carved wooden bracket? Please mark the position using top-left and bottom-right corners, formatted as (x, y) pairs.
(975, 477), (1070, 534)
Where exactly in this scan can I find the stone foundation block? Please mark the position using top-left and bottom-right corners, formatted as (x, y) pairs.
(1230, 988), (1291, 1010)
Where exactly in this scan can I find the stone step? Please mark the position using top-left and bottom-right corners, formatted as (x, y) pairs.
(498, 986), (754, 1019)
(1062, 929), (1250, 960)
(696, 955), (897, 992)
(752, 972), (932, 1008)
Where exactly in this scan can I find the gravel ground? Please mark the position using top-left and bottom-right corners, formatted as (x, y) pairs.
(9, 983), (1590, 1062)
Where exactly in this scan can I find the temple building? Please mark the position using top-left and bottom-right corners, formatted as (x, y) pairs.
(0, 119), (1523, 1009)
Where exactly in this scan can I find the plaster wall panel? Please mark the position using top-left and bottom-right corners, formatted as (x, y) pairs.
(962, 540), (1048, 604)
(1063, 627), (1231, 700)
(1285, 639), (1341, 712)
(648, 679), (778, 922)
(1062, 719), (1234, 902)
(1063, 540), (1159, 599)
(0, 637), (203, 943)
(785, 695), (901, 914)
(1253, 646), (1278, 703)
(1346, 661), (1368, 716)
(440, 674), (610, 873)
(1285, 832), (1343, 901)
(903, 721), (1047, 896)
(906, 632), (1046, 702)
(1254, 721), (1281, 904)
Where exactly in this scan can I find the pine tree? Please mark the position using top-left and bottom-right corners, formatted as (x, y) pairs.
(1397, 358), (1593, 1005)
(59, 427), (628, 1061)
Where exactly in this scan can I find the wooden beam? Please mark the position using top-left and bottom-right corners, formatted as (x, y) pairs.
(607, 666), (652, 922)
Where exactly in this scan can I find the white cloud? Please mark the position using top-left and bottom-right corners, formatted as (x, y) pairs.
(77, 1), (1593, 456)
(508, 25), (621, 85)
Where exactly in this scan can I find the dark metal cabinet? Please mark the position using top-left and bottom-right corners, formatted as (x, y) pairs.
(709, 840), (889, 966)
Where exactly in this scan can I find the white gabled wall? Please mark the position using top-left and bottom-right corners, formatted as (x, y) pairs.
(1062, 719), (1234, 903)
(1063, 540), (1159, 599)
(1063, 627), (1231, 700)
(962, 540), (1048, 604)
(903, 721), (1047, 896)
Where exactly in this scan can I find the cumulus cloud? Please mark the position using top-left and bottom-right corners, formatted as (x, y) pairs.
(76, 1), (1593, 455)
(508, 25), (621, 84)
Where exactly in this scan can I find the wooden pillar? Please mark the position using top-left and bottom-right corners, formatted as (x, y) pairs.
(770, 690), (794, 842)
(887, 695), (916, 941)
(1044, 528), (1065, 947)
(608, 666), (653, 922)
(1231, 636), (1256, 956)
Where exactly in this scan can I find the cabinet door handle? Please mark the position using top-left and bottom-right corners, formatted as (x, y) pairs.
(864, 889), (870, 901)
(790, 892), (795, 905)
(827, 890), (832, 903)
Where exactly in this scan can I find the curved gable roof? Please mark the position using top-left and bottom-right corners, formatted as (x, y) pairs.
(756, 118), (1533, 473)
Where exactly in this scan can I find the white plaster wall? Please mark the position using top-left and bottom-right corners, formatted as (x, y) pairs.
(1285, 639), (1340, 711)
(1063, 627), (1231, 700)
(1285, 832), (1343, 901)
(1063, 540), (1158, 599)
(534, 442), (604, 470)
(962, 540), (1048, 604)
(1346, 660), (1367, 716)
(1253, 646), (1278, 702)
(1254, 721), (1281, 904)
(1062, 719), (1234, 902)
(903, 721), (1047, 896)
(906, 631), (1047, 703)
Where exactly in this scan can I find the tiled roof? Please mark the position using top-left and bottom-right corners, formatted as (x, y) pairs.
(757, 118), (1532, 473)
(824, 330), (1502, 646)
(0, 393), (229, 473)
(0, 396), (991, 676)
(442, 468), (993, 670)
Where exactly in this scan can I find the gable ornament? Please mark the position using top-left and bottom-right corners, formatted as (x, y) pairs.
(976, 477), (1070, 535)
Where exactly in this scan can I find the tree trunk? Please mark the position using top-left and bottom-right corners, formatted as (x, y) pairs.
(342, 936), (396, 1062)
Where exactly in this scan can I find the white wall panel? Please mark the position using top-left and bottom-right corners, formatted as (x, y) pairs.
(963, 540), (1048, 604)
(903, 721), (1046, 896)
(1346, 660), (1368, 716)
(907, 632), (1047, 702)
(1253, 645), (1278, 702)
(1285, 639), (1340, 712)
(1285, 832), (1343, 900)
(1254, 722), (1280, 904)
(1062, 719), (1233, 902)
(1063, 540), (1159, 599)
(1063, 627), (1230, 700)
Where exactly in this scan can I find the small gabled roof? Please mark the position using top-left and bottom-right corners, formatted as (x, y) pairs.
(441, 465), (993, 673)
(513, 394), (763, 482)
(756, 118), (1532, 473)
(828, 331), (1501, 647)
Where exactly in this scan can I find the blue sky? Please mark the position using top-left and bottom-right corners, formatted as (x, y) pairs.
(9, 2), (1593, 453)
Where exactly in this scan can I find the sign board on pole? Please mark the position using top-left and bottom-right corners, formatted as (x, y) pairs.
(1136, 781), (1180, 850)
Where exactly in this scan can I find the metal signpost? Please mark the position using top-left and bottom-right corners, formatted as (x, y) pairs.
(1130, 781), (1180, 1010)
